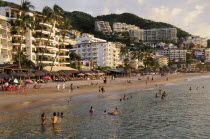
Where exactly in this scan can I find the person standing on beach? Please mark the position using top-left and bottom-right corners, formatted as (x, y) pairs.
(146, 80), (148, 87)
(62, 83), (65, 90)
(70, 83), (74, 92)
(101, 86), (105, 96)
(41, 113), (46, 125)
(98, 86), (101, 95)
(56, 83), (60, 90)
(51, 112), (58, 124)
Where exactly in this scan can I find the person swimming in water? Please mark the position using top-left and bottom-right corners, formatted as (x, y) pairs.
(89, 106), (94, 113)
(103, 110), (107, 115)
(51, 112), (58, 124)
(41, 113), (46, 125)
(108, 108), (118, 115)
(155, 93), (158, 98)
(189, 87), (192, 91)
(162, 91), (167, 97)
(123, 95), (127, 100)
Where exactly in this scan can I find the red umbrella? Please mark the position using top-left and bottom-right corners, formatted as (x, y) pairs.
(23, 80), (34, 84)
(42, 76), (52, 80)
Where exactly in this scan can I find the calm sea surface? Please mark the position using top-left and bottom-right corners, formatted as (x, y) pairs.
(0, 76), (210, 139)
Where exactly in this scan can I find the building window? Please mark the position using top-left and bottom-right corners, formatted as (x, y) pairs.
(6, 12), (9, 17)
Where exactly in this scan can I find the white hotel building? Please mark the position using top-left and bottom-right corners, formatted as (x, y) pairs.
(0, 7), (12, 64)
(0, 6), (76, 70)
(70, 33), (122, 68)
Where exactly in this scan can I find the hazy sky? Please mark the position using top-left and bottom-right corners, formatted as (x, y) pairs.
(7, 0), (210, 38)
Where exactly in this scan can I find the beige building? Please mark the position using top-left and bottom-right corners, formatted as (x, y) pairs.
(146, 28), (177, 42)
(0, 6), (76, 70)
(183, 36), (207, 47)
(129, 29), (146, 41)
(158, 56), (168, 67)
(95, 21), (112, 33)
(113, 22), (140, 32)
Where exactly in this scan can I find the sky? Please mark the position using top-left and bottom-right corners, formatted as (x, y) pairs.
(7, 0), (210, 39)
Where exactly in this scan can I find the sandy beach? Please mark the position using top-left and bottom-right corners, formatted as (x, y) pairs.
(0, 72), (209, 118)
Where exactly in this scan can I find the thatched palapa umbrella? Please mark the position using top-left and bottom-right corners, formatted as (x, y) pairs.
(26, 72), (36, 78)
(9, 71), (17, 77)
(0, 73), (8, 79)
(34, 71), (45, 77)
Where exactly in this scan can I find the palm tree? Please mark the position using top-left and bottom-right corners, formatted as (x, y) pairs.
(50, 17), (72, 71)
(12, 0), (34, 72)
(39, 5), (64, 69)
(69, 51), (82, 69)
(35, 6), (53, 70)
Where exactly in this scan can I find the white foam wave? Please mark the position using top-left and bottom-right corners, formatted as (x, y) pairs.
(187, 75), (210, 82)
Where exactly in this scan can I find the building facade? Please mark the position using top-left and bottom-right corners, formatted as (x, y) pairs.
(95, 21), (112, 33)
(70, 33), (122, 68)
(146, 28), (177, 42)
(0, 6), (76, 70)
(113, 22), (140, 32)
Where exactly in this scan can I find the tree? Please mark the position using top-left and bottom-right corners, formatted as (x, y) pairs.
(35, 6), (53, 70)
(14, 51), (35, 69)
(69, 52), (82, 70)
(12, 0), (34, 72)
(50, 16), (72, 71)
(39, 4), (64, 69)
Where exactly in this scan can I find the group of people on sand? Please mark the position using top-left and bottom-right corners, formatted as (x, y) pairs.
(89, 106), (118, 115)
(41, 112), (64, 125)
(155, 87), (168, 99)
(189, 86), (204, 91)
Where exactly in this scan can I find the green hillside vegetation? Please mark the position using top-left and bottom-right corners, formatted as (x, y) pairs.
(0, 0), (20, 8)
(1, 0), (190, 39)
(96, 13), (190, 38)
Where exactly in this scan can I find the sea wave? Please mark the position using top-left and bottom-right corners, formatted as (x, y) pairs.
(187, 75), (210, 81)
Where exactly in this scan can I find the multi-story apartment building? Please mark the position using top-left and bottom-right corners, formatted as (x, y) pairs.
(153, 48), (187, 62)
(113, 22), (140, 32)
(0, 6), (76, 70)
(0, 7), (13, 64)
(204, 48), (210, 63)
(129, 29), (146, 41)
(146, 28), (177, 42)
(70, 33), (122, 68)
(95, 21), (112, 33)
(158, 56), (168, 67)
(69, 29), (81, 38)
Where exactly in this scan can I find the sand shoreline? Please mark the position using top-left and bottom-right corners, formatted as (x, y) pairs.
(0, 72), (209, 117)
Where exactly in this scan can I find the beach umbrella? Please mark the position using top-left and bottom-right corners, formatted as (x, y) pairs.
(0, 73), (8, 79)
(9, 71), (17, 77)
(85, 73), (92, 76)
(16, 72), (27, 78)
(26, 72), (35, 77)
(77, 73), (84, 76)
(57, 71), (67, 76)
(42, 76), (52, 80)
(43, 70), (52, 76)
(50, 71), (59, 76)
(34, 71), (45, 76)
(23, 79), (34, 84)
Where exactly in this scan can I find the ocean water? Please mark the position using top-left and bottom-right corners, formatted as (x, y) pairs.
(0, 76), (210, 139)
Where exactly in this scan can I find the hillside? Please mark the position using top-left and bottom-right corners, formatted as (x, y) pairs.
(1, 0), (190, 39)
(96, 13), (190, 38)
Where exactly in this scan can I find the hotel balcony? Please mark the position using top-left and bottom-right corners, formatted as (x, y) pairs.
(35, 30), (51, 35)
(39, 22), (52, 28)
(60, 48), (69, 52)
(0, 24), (7, 30)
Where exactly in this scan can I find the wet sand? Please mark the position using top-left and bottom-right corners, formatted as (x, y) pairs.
(0, 72), (209, 122)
